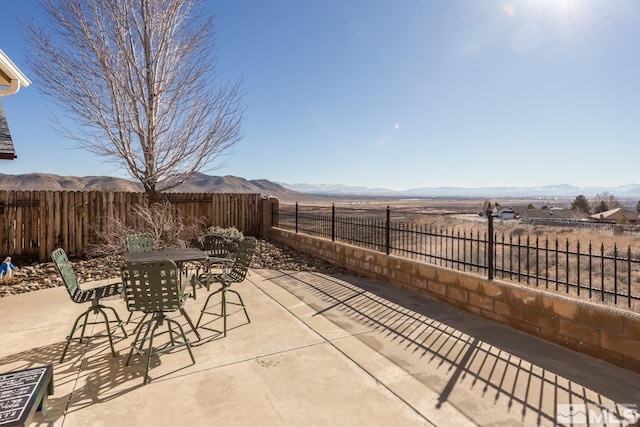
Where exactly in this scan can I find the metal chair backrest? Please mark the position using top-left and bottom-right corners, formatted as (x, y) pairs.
(51, 248), (81, 298)
(126, 233), (155, 254)
(196, 234), (230, 258)
(122, 260), (182, 313)
(227, 237), (257, 283)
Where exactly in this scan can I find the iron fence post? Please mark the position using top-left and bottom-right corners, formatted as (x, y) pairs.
(486, 206), (494, 280)
(386, 206), (391, 255)
(295, 202), (299, 233)
(628, 245), (632, 308)
(332, 204), (336, 242)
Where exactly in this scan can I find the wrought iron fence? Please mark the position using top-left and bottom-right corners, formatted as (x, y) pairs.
(279, 203), (640, 310)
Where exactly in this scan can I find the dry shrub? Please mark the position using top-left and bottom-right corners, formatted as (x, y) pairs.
(532, 228), (545, 236)
(509, 228), (527, 238)
(87, 200), (206, 257)
(194, 226), (244, 252)
(200, 225), (244, 242)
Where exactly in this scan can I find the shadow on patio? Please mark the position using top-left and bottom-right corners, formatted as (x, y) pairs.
(0, 269), (638, 426)
(255, 270), (640, 426)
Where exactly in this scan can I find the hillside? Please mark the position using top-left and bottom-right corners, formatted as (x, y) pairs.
(0, 172), (313, 203)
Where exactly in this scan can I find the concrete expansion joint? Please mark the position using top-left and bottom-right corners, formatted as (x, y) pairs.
(247, 273), (435, 425)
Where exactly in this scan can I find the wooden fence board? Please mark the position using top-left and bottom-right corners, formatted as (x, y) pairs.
(80, 191), (89, 252)
(5, 191), (15, 255)
(65, 192), (72, 254)
(0, 191), (265, 262)
(25, 191), (35, 258)
(37, 190), (46, 262)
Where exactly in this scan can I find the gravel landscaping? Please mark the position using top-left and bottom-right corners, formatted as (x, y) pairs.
(0, 239), (358, 298)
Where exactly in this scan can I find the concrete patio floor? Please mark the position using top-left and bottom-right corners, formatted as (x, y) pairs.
(1, 269), (639, 426)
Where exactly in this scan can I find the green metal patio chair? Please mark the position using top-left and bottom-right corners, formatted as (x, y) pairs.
(124, 233), (156, 322)
(52, 248), (127, 363)
(121, 259), (198, 385)
(193, 234), (231, 260)
(190, 234), (236, 298)
(125, 233), (155, 254)
(196, 236), (256, 337)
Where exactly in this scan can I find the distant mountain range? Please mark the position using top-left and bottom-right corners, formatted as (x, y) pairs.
(2, 172), (640, 200)
(0, 172), (308, 202)
(278, 182), (640, 199)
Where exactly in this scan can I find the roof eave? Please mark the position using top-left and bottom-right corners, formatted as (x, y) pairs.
(0, 49), (31, 96)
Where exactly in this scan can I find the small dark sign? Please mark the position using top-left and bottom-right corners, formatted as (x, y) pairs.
(0, 365), (54, 427)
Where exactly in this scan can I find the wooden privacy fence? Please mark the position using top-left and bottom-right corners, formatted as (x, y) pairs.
(0, 190), (264, 262)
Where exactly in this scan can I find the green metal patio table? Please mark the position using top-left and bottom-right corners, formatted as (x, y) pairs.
(125, 247), (208, 298)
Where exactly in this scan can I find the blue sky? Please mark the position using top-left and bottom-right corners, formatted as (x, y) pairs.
(1, 0), (640, 190)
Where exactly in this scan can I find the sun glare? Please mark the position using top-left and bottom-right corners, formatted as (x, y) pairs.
(548, 0), (585, 18)
(502, 0), (595, 49)
(503, 0), (588, 20)
(534, 0), (592, 21)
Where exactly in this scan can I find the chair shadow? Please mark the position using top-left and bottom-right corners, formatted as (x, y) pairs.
(0, 316), (204, 424)
(193, 310), (250, 340)
(262, 270), (640, 426)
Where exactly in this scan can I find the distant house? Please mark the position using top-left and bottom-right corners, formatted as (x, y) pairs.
(510, 205), (534, 217)
(590, 208), (640, 224)
(0, 49), (31, 160)
(492, 206), (516, 220)
(520, 208), (585, 223)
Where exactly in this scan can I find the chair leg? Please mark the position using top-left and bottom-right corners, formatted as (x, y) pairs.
(101, 304), (128, 338)
(181, 309), (201, 340)
(61, 298), (129, 363)
(141, 318), (195, 385)
(195, 285), (249, 337)
(222, 289), (250, 337)
(127, 314), (196, 385)
(194, 270), (211, 294)
(221, 289), (227, 337)
(130, 312), (151, 336)
(144, 320), (162, 385)
(78, 311), (91, 343)
(126, 318), (152, 366)
(138, 316), (156, 345)
(96, 308), (117, 358)
(60, 306), (94, 363)
(195, 288), (223, 329)
(167, 317), (196, 365)
(227, 289), (251, 325)
(190, 274), (197, 300)
(167, 317), (176, 345)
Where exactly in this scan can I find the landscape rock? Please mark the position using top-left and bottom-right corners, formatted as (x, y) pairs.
(0, 239), (358, 298)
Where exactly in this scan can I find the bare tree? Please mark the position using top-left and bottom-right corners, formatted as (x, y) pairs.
(24, 0), (244, 194)
(592, 192), (620, 214)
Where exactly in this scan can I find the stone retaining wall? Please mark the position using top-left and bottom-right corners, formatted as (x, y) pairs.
(269, 227), (640, 374)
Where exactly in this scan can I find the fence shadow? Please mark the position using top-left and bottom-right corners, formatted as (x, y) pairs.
(264, 270), (640, 426)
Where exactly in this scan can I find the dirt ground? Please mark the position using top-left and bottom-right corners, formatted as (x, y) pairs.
(281, 196), (637, 247)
